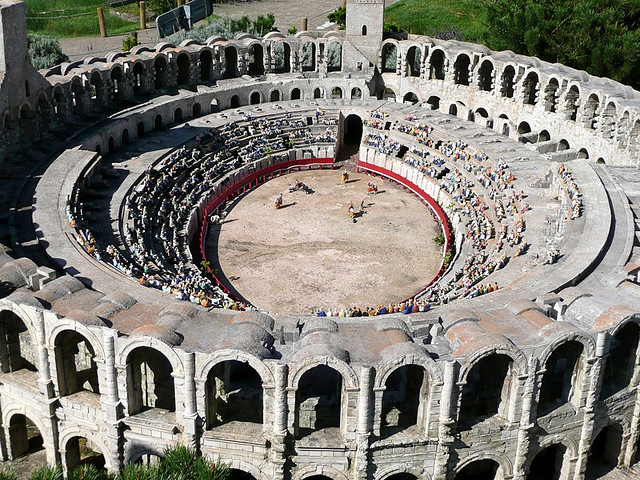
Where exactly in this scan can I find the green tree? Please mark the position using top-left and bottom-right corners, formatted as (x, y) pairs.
(328, 6), (346, 29)
(146, 0), (177, 15)
(27, 34), (69, 70)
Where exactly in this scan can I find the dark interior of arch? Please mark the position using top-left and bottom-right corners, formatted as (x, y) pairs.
(230, 469), (258, 480)
(296, 365), (342, 436)
(206, 360), (263, 428)
(9, 414), (43, 458)
(601, 322), (640, 399)
(455, 459), (498, 480)
(337, 114), (363, 161)
(386, 474), (418, 480)
(0, 310), (37, 373)
(585, 424), (623, 477)
(55, 330), (100, 396)
(537, 341), (583, 416)
(128, 346), (175, 414)
(526, 444), (566, 480)
(381, 365), (425, 436)
(66, 436), (106, 472)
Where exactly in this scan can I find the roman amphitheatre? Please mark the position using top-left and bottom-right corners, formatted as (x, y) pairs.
(2, 0), (640, 479)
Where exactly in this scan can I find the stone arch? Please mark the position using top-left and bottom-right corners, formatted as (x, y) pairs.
(196, 349), (275, 386)
(154, 56), (168, 90)
(578, 148), (589, 159)
(478, 59), (494, 91)
(544, 78), (560, 112)
(199, 49), (213, 82)
(351, 87), (362, 100)
(429, 48), (446, 80)
(210, 455), (269, 480)
(294, 364), (344, 436)
(250, 91), (261, 105)
(427, 96), (440, 110)
(313, 87), (323, 99)
(230, 95), (240, 108)
(59, 428), (111, 472)
(291, 87), (301, 100)
(110, 65), (124, 101)
(326, 41), (342, 72)
(0, 305), (39, 373)
(132, 61), (147, 96)
(522, 71), (539, 105)
(518, 121), (531, 135)
(116, 337), (184, 377)
(375, 465), (429, 480)
(174, 107), (183, 123)
(70, 76), (85, 116)
(193, 103), (202, 117)
(122, 128), (130, 145)
(583, 93), (600, 129)
(176, 52), (191, 86)
(272, 41), (291, 73)
(381, 41), (398, 73)
(124, 443), (164, 465)
(406, 45), (421, 77)
(331, 86), (343, 99)
(289, 355), (358, 391)
(19, 103), (37, 143)
(4, 406), (54, 462)
(601, 320), (640, 399)
(50, 325), (103, 396)
(137, 121), (145, 137)
(616, 111), (631, 149)
(224, 46), (239, 78)
(53, 85), (66, 117)
(381, 87), (396, 101)
(89, 70), (106, 109)
(500, 65), (516, 98)
(301, 41), (316, 72)
(454, 53), (471, 85)
(454, 452), (513, 480)
(525, 443), (569, 480)
(628, 119), (640, 157)
(375, 354), (443, 388)
(36, 92), (51, 132)
(403, 91), (419, 104)
(538, 129), (551, 142)
(292, 464), (350, 480)
(586, 422), (624, 475)
(558, 139), (570, 151)
(108, 136), (115, 153)
(124, 345), (176, 414)
(449, 104), (458, 116)
(154, 114), (163, 129)
(564, 85), (580, 121)
(248, 43), (264, 75)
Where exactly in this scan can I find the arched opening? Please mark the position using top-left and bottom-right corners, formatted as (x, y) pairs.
(224, 46), (238, 79)
(200, 50), (213, 82)
(526, 444), (567, 480)
(538, 130), (551, 142)
(230, 95), (240, 108)
(133, 62), (146, 96)
(601, 101), (617, 139)
(291, 88), (301, 100)
(176, 53), (191, 86)
(458, 354), (515, 428)
(0, 310), (37, 373)
(583, 94), (599, 129)
(427, 96), (440, 110)
(154, 57), (167, 90)
(250, 91), (261, 105)
(205, 360), (263, 429)
(137, 121), (145, 137)
(382, 43), (398, 73)
(478, 60), (494, 91)
(8, 414), (44, 459)
(616, 112), (631, 149)
(108, 136), (115, 153)
(155, 114), (163, 130)
(89, 72), (105, 108)
(174, 107), (183, 123)
(37, 94), (51, 132)
(596, 157), (605, 165)
(403, 92), (419, 104)
(362, 25), (368, 36)
(544, 79), (559, 112)
(351, 87), (362, 100)
(385, 475), (418, 480)
(518, 122), (531, 135)
(558, 139), (570, 151)
(454, 54), (471, 85)
(301, 42), (316, 72)
(54, 330), (100, 397)
(327, 42), (342, 72)
(455, 459), (499, 480)
(270, 90), (281, 102)
(193, 103), (202, 117)
(381, 365), (428, 437)
(537, 341), (584, 417)
(19, 105), (37, 144)
(126, 346), (175, 415)
(305, 476), (333, 480)
(382, 87), (396, 101)
(406, 46), (421, 77)
(71, 79), (85, 116)
(110, 66), (124, 101)
(95, 145), (102, 156)
(314, 87), (323, 99)
(331, 86), (343, 99)
(500, 66), (515, 98)
(122, 128), (130, 145)
(65, 436), (106, 472)
(430, 49), (445, 80)
(295, 365), (343, 438)
(53, 87), (66, 118)
(248, 44), (264, 75)
(523, 72), (539, 105)
(449, 104), (458, 116)
(230, 469), (258, 480)
(502, 124), (510, 136)
(273, 41), (291, 73)
(132, 451), (162, 466)
(585, 424), (623, 477)
(601, 322), (640, 399)
(564, 86), (580, 121)
(338, 114), (363, 160)
(578, 148), (589, 159)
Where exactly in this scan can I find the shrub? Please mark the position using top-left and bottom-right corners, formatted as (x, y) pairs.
(29, 465), (63, 480)
(327, 6), (346, 29)
(123, 34), (138, 52)
(27, 34), (69, 70)
(146, 0), (177, 15)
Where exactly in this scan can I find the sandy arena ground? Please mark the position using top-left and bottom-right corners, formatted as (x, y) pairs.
(206, 170), (443, 314)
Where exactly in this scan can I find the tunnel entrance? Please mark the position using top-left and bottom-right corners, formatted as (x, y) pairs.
(336, 114), (363, 161)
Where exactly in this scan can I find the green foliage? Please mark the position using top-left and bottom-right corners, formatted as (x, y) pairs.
(27, 34), (69, 70)
(327, 6), (346, 29)
(159, 445), (229, 480)
(0, 470), (17, 480)
(168, 13), (275, 44)
(433, 234), (445, 247)
(67, 465), (113, 480)
(28, 465), (63, 480)
(123, 34), (138, 52)
(288, 25), (298, 36)
(146, 0), (177, 15)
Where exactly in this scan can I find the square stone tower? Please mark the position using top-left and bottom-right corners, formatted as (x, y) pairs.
(343, 0), (385, 73)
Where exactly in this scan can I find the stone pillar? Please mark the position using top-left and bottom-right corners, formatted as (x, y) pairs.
(183, 352), (198, 449)
(433, 361), (457, 480)
(513, 356), (539, 480)
(270, 364), (288, 480)
(34, 310), (54, 398)
(301, 17), (308, 31)
(101, 330), (122, 473)
(354, 366), (373, 480)
(573, 332), (606, 480)
(140, 1), (146, 30)
(623, 336), (640, 466)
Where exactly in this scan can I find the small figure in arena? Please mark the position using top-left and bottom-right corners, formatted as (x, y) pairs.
(366, 181), (378, 194)
(348, 201), (356, 221)
(274, 192), (283, 209)
(341, 169), (350, 184)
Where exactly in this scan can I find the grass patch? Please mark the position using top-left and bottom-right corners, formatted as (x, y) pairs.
(25, 0), (138, 37)
(385, 0), (487, 42)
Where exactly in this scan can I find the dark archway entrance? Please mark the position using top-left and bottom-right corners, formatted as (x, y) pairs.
(337, 114), (363, 161)
(527, 444), (567, 480)
(455, 459), (499, 480)
(586, 424), (623, 478)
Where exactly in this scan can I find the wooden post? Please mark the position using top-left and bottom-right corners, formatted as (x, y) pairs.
(97, 7), (107, 38)
(140, 1), (146, 30)
(178, 0), (184, 6)
(301, 17), (308, 31)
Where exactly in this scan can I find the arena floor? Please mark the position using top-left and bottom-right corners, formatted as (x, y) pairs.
(206, 169), (443, 314)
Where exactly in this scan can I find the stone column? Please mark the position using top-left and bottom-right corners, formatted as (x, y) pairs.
(269, 364), (288, 480)
(34, 310), (54, 398)
(433, 361), (457, 480)
(354, 366), (373, 480)
(101, 329), (122, 473)
(513, 356), (539, 480)
(183, 352), (199, 450)
(623, 337), (640, 466)
(573, 332), (606, 480)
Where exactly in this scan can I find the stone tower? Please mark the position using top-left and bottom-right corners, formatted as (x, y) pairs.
(343, 0), (385, 73)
